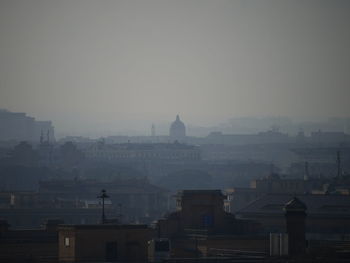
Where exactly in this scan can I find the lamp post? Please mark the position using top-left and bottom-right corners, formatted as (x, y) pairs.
(97, 189), (109, 224)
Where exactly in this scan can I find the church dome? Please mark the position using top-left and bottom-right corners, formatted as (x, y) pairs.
(169, 115), (186, 138)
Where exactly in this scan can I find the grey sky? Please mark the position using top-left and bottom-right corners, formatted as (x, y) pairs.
(0, 0), (349, 136)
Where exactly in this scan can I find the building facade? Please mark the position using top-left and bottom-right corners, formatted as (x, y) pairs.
(58, 224), (153, 262)
(84, 142), (200, 162)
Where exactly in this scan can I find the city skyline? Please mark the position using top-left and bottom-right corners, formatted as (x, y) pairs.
(1, 0), (350, 136)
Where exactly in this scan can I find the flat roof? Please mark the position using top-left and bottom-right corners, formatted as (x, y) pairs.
(179, 190), (224, 196)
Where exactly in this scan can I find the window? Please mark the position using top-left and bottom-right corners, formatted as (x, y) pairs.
(64, 237), (70, 247)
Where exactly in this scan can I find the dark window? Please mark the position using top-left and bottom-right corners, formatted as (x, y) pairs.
(105, 242), (118, 262)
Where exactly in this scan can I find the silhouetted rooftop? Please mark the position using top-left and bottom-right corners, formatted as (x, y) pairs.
(237, 194), (350, 216)
(284, 197), (307, 211)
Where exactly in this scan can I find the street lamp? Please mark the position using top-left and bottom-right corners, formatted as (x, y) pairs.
(97, 189), (109, 224)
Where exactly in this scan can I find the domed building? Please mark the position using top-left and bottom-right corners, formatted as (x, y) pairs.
(169, 115), (186, 139)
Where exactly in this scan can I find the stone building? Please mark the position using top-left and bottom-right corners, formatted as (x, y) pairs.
(156, 190), (265, 257)
(58, 224), (153, 262)
(0, 219), (153, 263)
(158, 190), (260, 237)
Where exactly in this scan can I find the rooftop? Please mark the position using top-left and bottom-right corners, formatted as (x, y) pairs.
(237, 194), (350, 217)
(179, 190), (224, 196)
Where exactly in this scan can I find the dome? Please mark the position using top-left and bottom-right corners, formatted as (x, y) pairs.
(169, 115), (186, 138)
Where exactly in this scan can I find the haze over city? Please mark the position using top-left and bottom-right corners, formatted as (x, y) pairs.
(2, 1), (350, 262)
(1, 0), (349, 137)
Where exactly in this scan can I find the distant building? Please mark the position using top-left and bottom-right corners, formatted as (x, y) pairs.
(38, 130), (54, 166)
(85, 142), (200, 162)
(169, 115), (186, 140)
(309, 130), (350, 144)
(38, 177), (169, 224)
(225, 174), (326, 213)
(0, 109), (55, 142)
(0, 177), (170, 228)
(204, 130), (290, 145)
(290, 146), (350, 177)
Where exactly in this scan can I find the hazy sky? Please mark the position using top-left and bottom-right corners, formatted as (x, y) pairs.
(1, 0), (349, 136)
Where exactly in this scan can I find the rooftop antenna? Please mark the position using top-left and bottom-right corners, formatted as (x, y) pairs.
(97, 189), (109, 224)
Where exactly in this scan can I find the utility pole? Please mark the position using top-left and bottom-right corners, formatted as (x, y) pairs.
(97, 189), (109, 224)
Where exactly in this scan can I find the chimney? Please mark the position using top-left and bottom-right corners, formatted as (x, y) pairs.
(284, 197), (307, 256)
